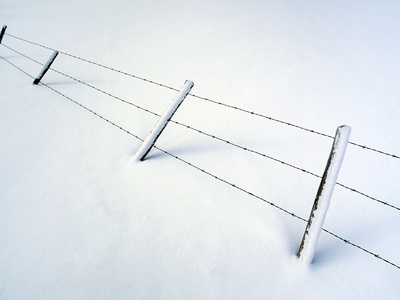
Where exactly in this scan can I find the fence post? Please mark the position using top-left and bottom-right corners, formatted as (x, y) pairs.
(135, 80), (194, 161)
(297, 125), (351, 264)
(0, 25), (7, 44)
(33, 50), (59, 85)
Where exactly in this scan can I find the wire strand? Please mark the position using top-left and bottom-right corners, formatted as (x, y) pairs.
(0, 53), (144, 142)
(169, 118), (400, 211)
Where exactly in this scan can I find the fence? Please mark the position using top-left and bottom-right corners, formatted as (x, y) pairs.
(1, 28), (399, 270)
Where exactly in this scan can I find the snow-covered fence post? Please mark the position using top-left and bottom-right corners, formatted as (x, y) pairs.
(297, 125), (351, 264)
(33, 50), (59, 85)
(0, 25), (7, 44)
(135, 80), (194, 161)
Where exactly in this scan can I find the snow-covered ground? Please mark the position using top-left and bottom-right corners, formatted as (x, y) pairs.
(1, 1), (399, 299)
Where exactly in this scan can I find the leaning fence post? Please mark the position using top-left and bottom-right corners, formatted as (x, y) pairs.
(0, 25), (7, 44)
(135, 80), (194, 161)
(297, 125), (351, 264)
(33, 50), (59, 85)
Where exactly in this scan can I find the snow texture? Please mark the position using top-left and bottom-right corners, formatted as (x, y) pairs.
(1, 1), (400, 299)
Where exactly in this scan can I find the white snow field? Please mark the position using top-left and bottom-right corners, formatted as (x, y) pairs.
(1, 1), (399, 299)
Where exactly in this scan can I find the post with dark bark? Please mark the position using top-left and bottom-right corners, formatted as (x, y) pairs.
(33, 50), (59, 85)
(135, 80), (194, 161)
(297, 125), (351, 264)
(0, 25), (7, 44)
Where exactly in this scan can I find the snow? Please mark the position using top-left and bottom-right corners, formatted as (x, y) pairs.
(1, 1), (400, 299)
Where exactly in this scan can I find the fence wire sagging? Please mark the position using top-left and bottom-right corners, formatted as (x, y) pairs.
(1, 33), (399, 270)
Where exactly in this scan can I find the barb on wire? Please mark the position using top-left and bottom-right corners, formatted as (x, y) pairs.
(0, 52), (35, 78)
(3, 43), (400, 213)
(186, 93), (400, 160)
(170, 118), (322, 177)
(4, 33), (180, 92)
(348, 141), (399, 159)
(4, 32), (400, 160)
(336, 182), (400, 211)
(0, 53), (144, 142)
(1, 43), (162, 118)
(41, 80), (145, 142)
(322, 228), (400, 270)
(1, 52), (399, 271)
(169, 118), (400, 212)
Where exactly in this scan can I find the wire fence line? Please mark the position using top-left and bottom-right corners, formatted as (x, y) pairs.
(2, 42), (399, 213)
(168, 118), (400, 212)
(0, 54), (145, 142)
(1, 53), (399, 271)
(1, 43), (162, 118)
(4, 32), (400, 160)
(321, 228), (400, 270)
(189, 92), (400, 160)
(4, 33), (181, 92)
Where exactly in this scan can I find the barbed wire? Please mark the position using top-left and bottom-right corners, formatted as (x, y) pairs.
(4, 33), (181, 92)
(156, 144), (400, 270)
(1, 43), (162, 118)
(2, 43), (399, 213)
(321, 228), (400, 270)
(1, 52), (399, 270)
(187, 93), (400, 160)
(168, 118), (400, 212)
(4, 33), (400, 160)
(0, 53), (144, 142)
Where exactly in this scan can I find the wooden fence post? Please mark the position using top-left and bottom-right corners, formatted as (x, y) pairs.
(297, 125), (351, 264)
(135, 80), (194, 161)
(33, 50), (59, 85)
(0, 25), (7, 44)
